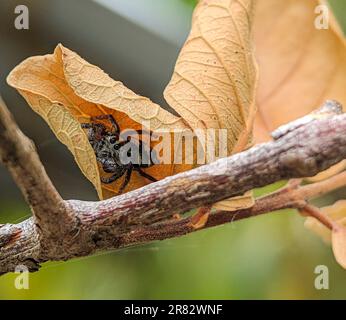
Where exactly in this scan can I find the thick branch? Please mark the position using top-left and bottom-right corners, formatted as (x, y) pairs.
(1, 100), (346, 274)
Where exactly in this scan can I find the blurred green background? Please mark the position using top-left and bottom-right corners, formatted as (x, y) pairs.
(0, 0), (346, 299)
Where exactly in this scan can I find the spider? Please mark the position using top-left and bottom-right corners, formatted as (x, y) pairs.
(81, 115), (158, 194)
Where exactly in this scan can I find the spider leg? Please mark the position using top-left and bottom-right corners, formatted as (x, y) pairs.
(125, 129), (155, 144)
(81, 123), (93, 129)
(82, 122), (106, 130)
(135, 167), (157, 182)
(118, 165), (133, 194)
(148, 146), (159, 166)
(91, 114), (120, 135)
(81, 122), (107, 142)
(124, 129), (157, 151)
(101, 168), (127, 184)
(137, 140), (158, 167)
(135, 129), (159, 144)
(81, 122), (107, 135)
(135, 129), (154, 137)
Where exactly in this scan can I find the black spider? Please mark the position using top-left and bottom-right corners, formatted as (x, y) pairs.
(82, 115), (157, 194)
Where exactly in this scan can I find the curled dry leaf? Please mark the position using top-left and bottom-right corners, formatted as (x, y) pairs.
(7, 44), (192, 199)
(164, 0), (258, 211)
(253, 0), (346, 143)
(305, 200), (346, 244)
(212, 192), (254, 211)
(7, 0), (258, 211)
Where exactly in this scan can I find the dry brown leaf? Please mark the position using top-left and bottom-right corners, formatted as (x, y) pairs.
(164, 0), (258, 211)
(305, 200), (346, 244)
(60, 46), (188, 132)
(8, 0), (259, 211)
(213, 191), (254, 211)
(7, 44), (192, 198)
(332, 226), (346, 269)
(253, 0), (346, 143)
(164, 0), (258, 155)
(21, 93), (103, 199)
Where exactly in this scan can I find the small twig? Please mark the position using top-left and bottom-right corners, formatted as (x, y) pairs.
(113, 172), (346, 246)
(298, 171), (346, 200)
(300, 204), (337, 231)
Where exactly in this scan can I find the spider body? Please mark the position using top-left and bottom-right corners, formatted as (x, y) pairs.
(82, 115), (157, 194)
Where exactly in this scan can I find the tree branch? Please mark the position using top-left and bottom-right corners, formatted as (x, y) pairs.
(0, 96), (80, 261)
(1, 99), (346, 274)
(118, 171), (346, 246)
